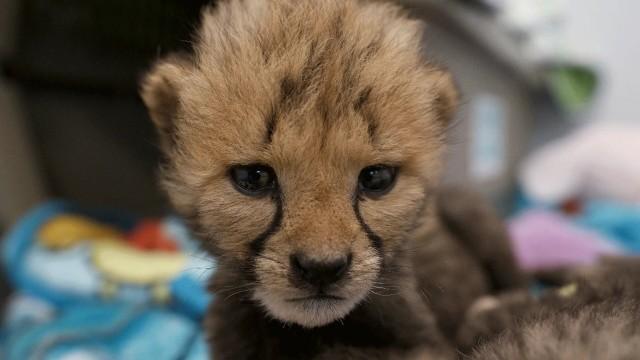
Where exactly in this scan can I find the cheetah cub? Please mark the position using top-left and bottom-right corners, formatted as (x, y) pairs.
(141, 0), (524, 358)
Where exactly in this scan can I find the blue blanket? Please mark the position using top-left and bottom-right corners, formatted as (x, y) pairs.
(2, 202), (213, 360)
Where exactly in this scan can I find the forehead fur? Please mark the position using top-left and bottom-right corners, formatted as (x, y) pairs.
(169, 0), (450, 167)
(195, 0), (430, 100)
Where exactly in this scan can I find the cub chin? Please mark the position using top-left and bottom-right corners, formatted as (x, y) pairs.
(141, 0), (525, 358)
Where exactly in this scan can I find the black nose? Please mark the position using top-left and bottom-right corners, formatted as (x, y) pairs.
(290, 253), (352, 288)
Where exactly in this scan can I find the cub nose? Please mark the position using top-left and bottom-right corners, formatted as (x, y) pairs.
(290, 253), (352, 288)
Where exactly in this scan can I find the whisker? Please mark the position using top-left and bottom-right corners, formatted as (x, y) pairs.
(216, 282), (257, 295)
(223, 288), (254, 301)
(368, 289), (399, 297)
(257, 255), (287, 267)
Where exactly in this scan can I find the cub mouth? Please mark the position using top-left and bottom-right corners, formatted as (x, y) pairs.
(254, 283), (370, 328)
(286, 294), (346, 302)
(253, 249), (381, 327)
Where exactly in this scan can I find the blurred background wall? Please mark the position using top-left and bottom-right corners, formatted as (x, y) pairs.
(561, 0), (640, 125)
(0, 0), (47, 230)
(0, 0), (211, 231)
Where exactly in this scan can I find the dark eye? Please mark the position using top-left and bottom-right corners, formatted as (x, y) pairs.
(229, 165), (277, 196)
(358, 165), (397, 197)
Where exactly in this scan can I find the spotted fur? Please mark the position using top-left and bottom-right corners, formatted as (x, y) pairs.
(141, 0), (524, 358)
(459, 257), (640, 359)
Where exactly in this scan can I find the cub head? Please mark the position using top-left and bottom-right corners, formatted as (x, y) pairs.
(141, 0), (457, 328)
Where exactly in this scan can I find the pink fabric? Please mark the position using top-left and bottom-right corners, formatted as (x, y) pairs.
(509, 210), (620, 270)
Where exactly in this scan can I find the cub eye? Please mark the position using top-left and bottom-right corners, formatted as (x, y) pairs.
(229, 165), (277, 196)
(358, 165), (397, 197)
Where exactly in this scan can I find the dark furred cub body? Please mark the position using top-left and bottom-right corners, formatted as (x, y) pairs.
(141, 0), (525, 358)
(208, 255), (452, 359)
(460, 257), (640, 359)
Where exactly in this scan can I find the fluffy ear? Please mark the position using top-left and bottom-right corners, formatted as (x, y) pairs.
(430, 68), (460, 126)
(140, 53), (192, 151)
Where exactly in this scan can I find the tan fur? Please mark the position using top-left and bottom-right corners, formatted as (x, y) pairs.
(142, 0), (454, 323)
(141, 0), (521, 358)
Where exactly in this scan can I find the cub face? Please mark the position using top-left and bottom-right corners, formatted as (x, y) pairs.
(141, 0), (457, 328)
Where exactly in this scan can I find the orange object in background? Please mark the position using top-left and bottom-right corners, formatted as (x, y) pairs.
(127, 220), (178, 252)
(561, 197), (583, 216)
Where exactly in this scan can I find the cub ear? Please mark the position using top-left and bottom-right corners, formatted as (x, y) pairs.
(140, 53), (192, 151)
(430, 67), (460, 126)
